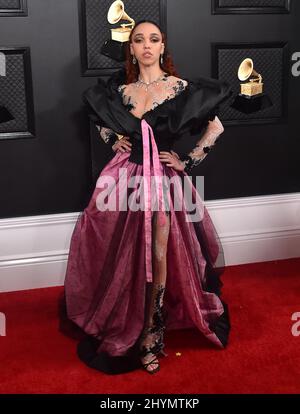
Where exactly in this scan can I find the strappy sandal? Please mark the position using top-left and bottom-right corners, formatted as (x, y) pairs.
(140, 346), (160, 374)
(139, 284), (168, 373)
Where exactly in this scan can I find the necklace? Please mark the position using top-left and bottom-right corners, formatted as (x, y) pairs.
(135, 73), (168, 91)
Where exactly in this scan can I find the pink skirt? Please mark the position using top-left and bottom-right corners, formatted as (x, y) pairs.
(65, 120), (230, 373)
(63, 121), (230, 374)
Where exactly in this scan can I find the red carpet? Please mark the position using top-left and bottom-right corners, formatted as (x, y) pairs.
(0, 258), (299, 394)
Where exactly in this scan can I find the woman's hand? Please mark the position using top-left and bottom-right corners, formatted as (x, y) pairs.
(112, 136), (132, 153)
(159, 150), (185, 172)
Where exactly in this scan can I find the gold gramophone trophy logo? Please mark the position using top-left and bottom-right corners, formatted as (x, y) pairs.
(238, 58), (263, 97)
(107, 0), (135, 42)
(101, 0), (135, 61)
(231, 57), (272, 114)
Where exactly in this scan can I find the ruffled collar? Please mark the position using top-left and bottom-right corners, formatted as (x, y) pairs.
(107, 67), (193, 122)
(106, 68), (232, 133)
(83, 67), (232, 140)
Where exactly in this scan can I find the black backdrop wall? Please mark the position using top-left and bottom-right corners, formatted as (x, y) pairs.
(0, 0), (299, 219)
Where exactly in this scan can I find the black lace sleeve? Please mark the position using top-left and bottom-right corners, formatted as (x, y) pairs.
(180, 116), (225, 173)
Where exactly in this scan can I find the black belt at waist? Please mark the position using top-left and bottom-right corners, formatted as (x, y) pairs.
(128, 137), (173, 165)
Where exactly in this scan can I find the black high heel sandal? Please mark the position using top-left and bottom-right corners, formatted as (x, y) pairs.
(140, 344), (161, 374)
(139, 285), (168, 373)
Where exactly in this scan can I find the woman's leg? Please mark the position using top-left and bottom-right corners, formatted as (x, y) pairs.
(140, 210), (170, 372)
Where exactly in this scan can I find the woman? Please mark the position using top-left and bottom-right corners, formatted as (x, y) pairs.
(63, 20), (232, 375)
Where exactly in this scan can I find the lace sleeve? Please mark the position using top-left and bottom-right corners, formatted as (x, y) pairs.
(95, 124), (123, 146)
(181, 116), (225, 173)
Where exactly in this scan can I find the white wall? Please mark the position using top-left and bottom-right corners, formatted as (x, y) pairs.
(0, 192), (299, 292)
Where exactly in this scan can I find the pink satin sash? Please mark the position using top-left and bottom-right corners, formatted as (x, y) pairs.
(141, 119), (167, 283)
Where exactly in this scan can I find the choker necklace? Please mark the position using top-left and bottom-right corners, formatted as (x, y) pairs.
(136, 73), (168, 91)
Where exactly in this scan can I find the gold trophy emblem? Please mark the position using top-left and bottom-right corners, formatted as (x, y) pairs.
(238, 58), (263, 97)
(107, 0), (135, 43)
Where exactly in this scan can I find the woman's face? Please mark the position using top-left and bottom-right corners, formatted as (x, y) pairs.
(130, 22), (164, 67)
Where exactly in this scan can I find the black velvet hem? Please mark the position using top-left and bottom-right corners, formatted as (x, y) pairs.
(75, 291), (230, 375)
(77, 337), (143, 375)
(75, 302), (230, 375)
(59, 264), (230, 375)
(209, 300), (231, 348)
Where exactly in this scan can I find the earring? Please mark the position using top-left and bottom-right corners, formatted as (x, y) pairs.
(160, 54), (163, 65)
(132, 55), (137, 64)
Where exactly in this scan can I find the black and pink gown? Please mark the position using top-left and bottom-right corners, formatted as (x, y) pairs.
(63, 68), (232, 374)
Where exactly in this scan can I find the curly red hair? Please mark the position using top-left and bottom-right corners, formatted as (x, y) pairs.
(124, 19), (180, 84)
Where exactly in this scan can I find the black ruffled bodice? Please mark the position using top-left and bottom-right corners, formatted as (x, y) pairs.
(82, 68), (232, 164)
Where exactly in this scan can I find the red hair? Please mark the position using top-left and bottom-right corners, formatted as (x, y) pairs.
(124, 20), (180, 84)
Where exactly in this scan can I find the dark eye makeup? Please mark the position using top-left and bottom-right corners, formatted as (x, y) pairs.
(133, 37), (160, 42)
